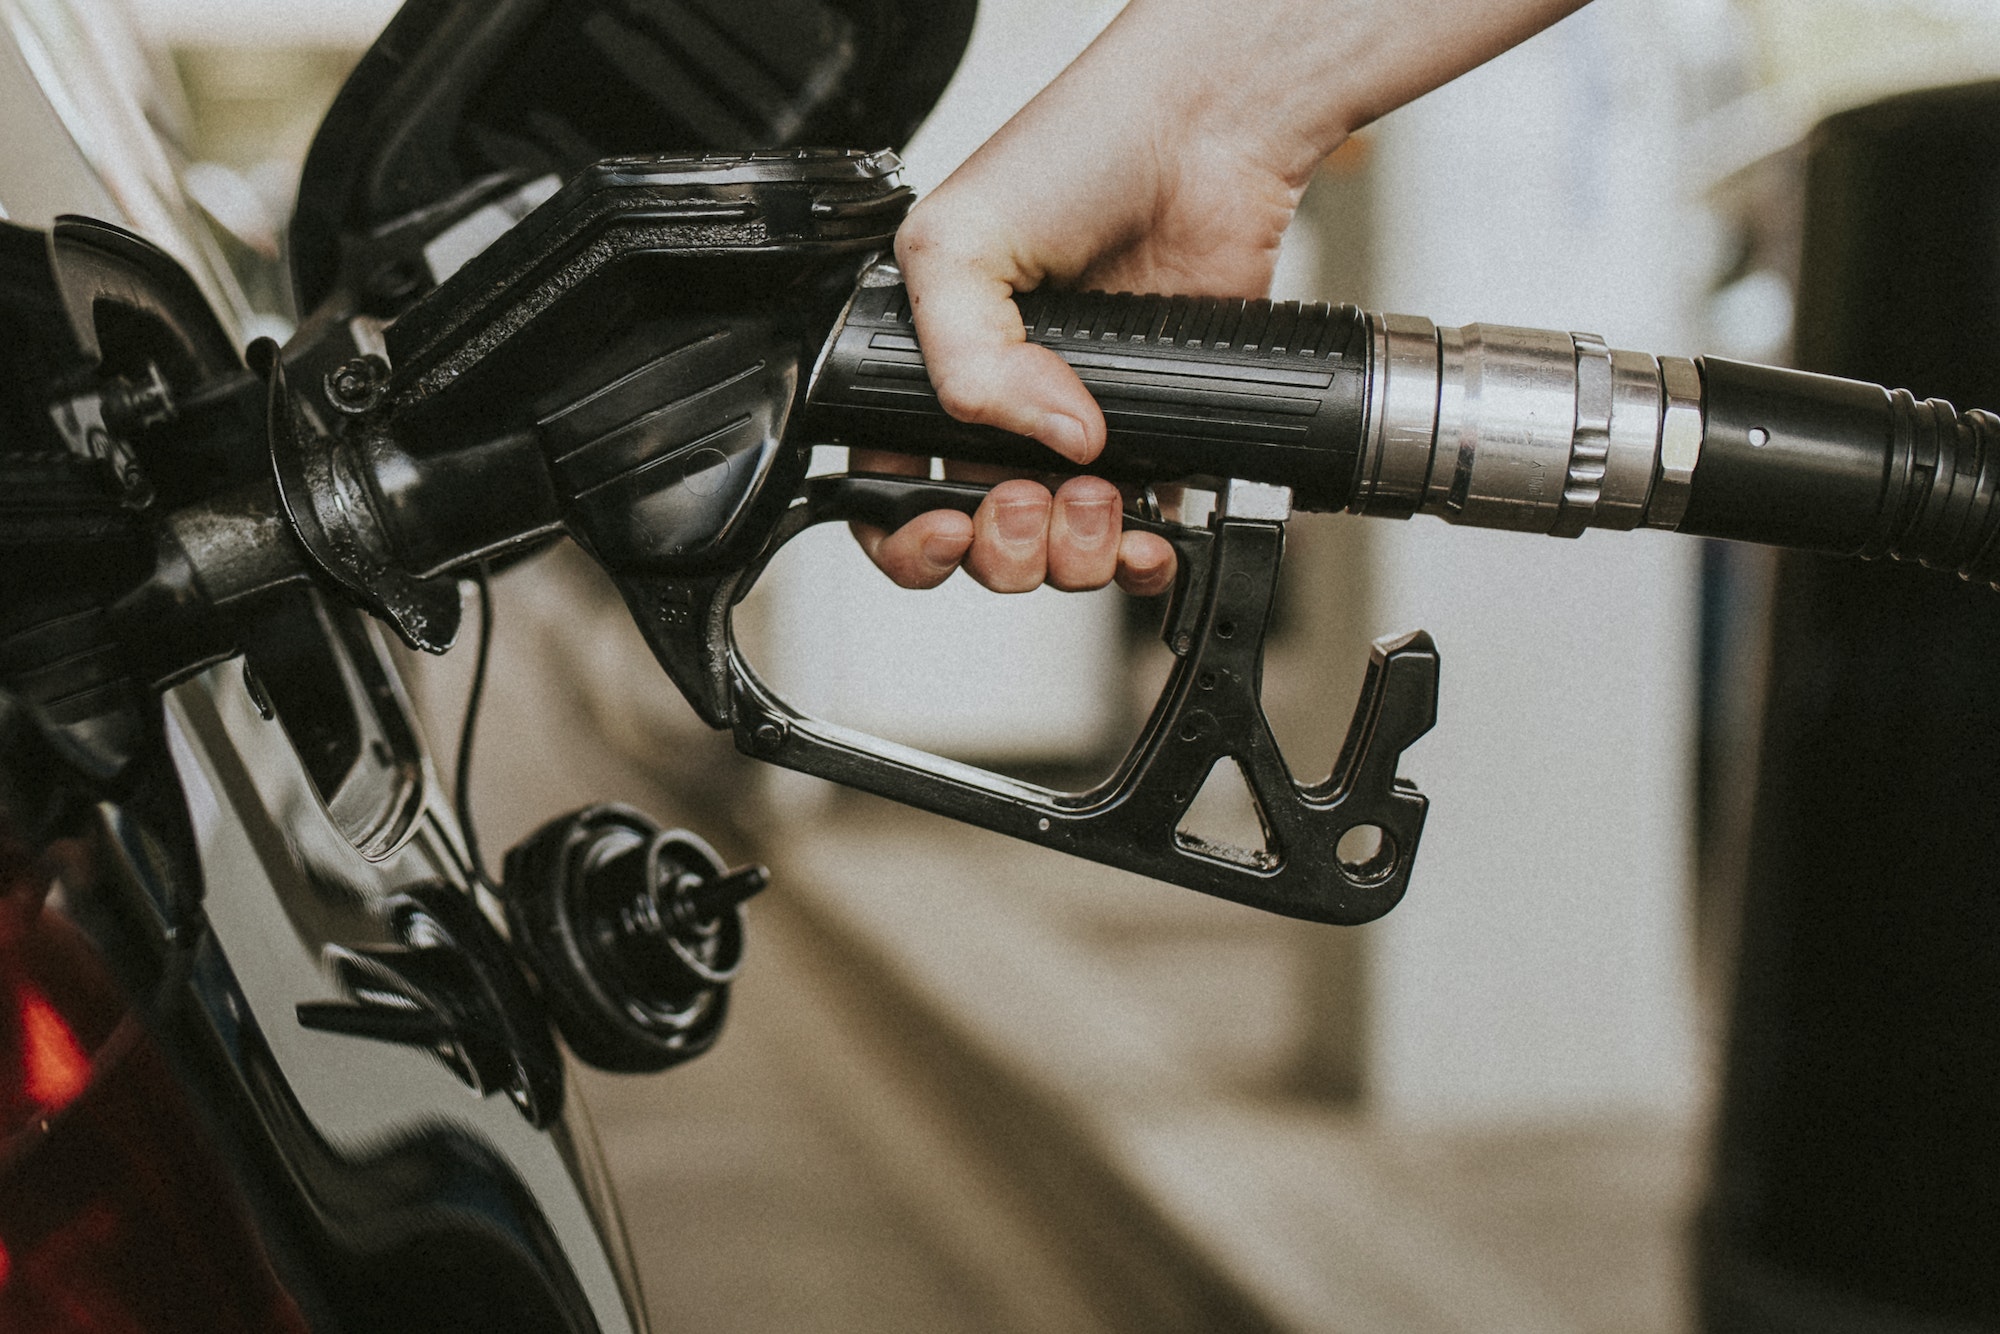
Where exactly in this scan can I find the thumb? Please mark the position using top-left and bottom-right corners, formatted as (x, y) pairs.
(896, 220), (1106, 466)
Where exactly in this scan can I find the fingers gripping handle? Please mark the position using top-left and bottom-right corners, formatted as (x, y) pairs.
(805, 273), (1373, 511)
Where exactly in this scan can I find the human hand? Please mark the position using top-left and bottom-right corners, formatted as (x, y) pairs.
(852, 0), (1592, 595)
(854, 0), (1342, 597)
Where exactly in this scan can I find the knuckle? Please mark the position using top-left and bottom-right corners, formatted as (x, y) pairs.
(870, 538), (923, 587)
(895, 202), (944, 252)
(1057, 474), (1119, 502)
(930, 368), (1002, 426)
(1048, 546), (1116, 592)
(987, 476), (1049, 505)
(897, 204), (982, 268)
(967, 553), (1043, 595)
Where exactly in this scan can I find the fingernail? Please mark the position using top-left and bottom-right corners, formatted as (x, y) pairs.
(995, 497), (1046, 543)
(1039, 413), (1088, 459)
(922, 532), (965, 567)
(1064, 497), (1113, 542)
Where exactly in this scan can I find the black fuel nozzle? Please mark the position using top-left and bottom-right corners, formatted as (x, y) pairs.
(501, 805), (766, 1074)
(248, 145), (2000, 934)
(319, 150), (1438, 926)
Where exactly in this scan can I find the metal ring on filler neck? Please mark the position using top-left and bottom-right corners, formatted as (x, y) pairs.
(1647, 355), (1703, 529)
(1551, 332), (1613, 538)
(1353, 312), (1707, 537)
(1431, 322), (1579, 532)
(1357, 312), (1442, 519)
(1597, 349), (1667, 530)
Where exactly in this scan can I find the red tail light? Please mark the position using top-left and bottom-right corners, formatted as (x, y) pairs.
(13, 983), (88, 1111)
(1, 822), (311, 1333)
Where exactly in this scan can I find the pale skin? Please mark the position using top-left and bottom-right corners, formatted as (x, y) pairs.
(852, 0), (1593, 594)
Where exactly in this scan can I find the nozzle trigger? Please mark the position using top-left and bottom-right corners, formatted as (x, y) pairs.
(616, 473), (1438, 925)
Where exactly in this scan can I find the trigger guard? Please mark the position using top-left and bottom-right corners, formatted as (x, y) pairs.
(608, 472), (1047, 727)
(616, 470), (1439, 925)
(706, 493), (1440, 926)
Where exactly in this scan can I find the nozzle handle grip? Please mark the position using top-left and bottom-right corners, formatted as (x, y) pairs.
(805, 278), (1371, 512)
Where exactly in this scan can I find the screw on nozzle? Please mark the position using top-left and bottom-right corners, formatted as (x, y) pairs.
(677, 863), (770, 927)
(100, 361), (175, 436)
(324, 354), (389, 415)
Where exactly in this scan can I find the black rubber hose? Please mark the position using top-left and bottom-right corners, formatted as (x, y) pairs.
(1681, 357), (2000, 588)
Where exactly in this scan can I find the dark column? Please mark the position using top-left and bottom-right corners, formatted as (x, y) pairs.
(1700, 81), (2000, 1332)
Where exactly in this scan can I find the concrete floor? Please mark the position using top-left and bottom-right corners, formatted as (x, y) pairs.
(572, 930), (1007, 1334)
(402, 555), (1702, 1334)
(775, 801), (1701, 1334)
(407, 560), (1123, 1334)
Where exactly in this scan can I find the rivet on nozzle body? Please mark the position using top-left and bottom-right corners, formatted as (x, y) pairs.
(324, 355), (389, 415)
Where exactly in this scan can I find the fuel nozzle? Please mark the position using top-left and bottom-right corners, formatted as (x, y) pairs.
(1351, 315), (2000, 587)
(1351, 317), (1704, 535)
(502, 805), (767, 1073)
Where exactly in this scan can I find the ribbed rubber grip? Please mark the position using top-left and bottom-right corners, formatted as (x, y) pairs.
(1880, 398), (2000, 585)
(1682, 359), (2000, 588)
(804, 280), (1372, 512)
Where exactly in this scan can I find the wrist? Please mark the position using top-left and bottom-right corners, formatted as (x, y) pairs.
(1101, 0), (1355, 189)
(1102, 0), (1595, 182)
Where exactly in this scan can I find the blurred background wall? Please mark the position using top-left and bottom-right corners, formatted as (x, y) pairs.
(39, 0), (2000, 1328)
(1362, 0), (1716, 1128)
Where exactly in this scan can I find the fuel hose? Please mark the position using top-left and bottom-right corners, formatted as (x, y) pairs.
(807, 274), (2000, 586)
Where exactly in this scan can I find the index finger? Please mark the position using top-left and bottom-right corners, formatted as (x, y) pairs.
(894, 208), (1107, 465)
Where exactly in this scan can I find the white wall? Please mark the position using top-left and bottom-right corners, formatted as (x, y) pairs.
(1363, 0), (1717, 1125)
(123, 0), (399, 47)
